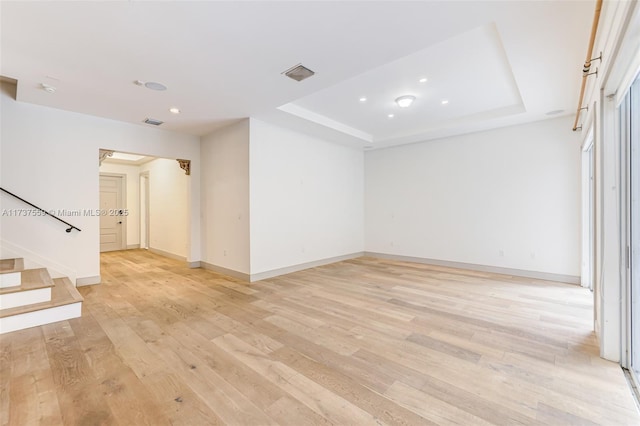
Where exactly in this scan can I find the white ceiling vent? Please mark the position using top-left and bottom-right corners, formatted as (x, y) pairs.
(143, 118), (164, 126)
(283, 64), (315, 82)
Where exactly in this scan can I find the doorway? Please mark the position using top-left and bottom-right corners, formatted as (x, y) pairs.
(99, 174), (126, 252)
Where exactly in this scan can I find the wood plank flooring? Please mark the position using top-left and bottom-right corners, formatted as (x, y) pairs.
(1, 250), (639, 425)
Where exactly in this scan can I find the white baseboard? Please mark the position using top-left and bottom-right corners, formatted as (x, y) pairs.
(126, 244), (140, 250)
(364, 252), (580, 285)
(76, 275), (101, 287)
(200, 262), (250, 281)
(0, 239), (77, 281)
(249, 252), (365, 282)
(188, 261), (201, 269)
(148, 247), (187, 262)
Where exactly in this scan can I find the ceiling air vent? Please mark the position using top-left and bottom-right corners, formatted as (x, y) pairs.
(143, 118), (164, 126)
(282, 64), (315, 82)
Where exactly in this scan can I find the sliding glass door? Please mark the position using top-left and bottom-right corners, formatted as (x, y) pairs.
(626, 73), (640, 383)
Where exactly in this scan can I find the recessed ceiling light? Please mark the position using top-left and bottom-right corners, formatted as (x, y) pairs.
(419, 78), (427, 83)
(359, 97), (367, 102)
(144, 82), (167, 91)
(169, 107), (181, 114)
(395, 95), (416, 108)
(441, 99), (449, 105)
(388, 114), (395, 118)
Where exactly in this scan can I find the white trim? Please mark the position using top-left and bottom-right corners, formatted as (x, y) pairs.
(148, 247), (186, 262)
(0, 302), (81, 334)
(200, 262), (250, 281)
(76, 275), (101, 287)
(188, 261), (201, 269)
(0, 287), (51, 310)
(365, 252), (580, 284)
(249, 252), (365, 282)
(126, 244), (140, 250)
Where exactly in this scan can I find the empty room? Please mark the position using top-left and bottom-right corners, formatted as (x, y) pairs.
(1, 0), (640, 424)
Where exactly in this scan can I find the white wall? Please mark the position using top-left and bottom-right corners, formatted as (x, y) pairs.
(365, 116), (581, 278)
(200, 119), (250, 274)
(249, 118), (364, 275)
(0, 82), (201, 282)
(139, 158), (190, 259)
(99, 162), (141, 248)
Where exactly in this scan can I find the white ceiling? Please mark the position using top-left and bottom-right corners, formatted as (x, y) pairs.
(1, 1), (595, 149)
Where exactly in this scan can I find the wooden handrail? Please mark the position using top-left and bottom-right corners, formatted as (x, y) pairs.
(573, 0), (603, 131)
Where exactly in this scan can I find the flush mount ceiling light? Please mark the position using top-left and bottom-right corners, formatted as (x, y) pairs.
(359, 97), (367, 102)
(387, 113), (395, 118)
(169, 107), (181, 114)
(395, 95), (415, 108)
(419, 78), (427, 83)
(441, 99), (449, 105)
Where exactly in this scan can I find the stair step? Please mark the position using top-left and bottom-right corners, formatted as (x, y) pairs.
(0, 268), (55, 309)
(0, 258), (24, 273)
(0, 258), (25, 288)
(0, 277), (83, 334)
(0, 268), (53, 295)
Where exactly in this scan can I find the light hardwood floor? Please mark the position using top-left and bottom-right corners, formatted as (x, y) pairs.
(2, 250), (639, 425)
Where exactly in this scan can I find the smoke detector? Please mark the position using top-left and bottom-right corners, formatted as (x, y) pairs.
(143, 118), (164, 126)
(282, 64), (315, 82)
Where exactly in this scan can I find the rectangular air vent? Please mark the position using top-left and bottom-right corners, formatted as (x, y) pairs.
(282, 64), (315, 82)
(143, 118), (164, 126)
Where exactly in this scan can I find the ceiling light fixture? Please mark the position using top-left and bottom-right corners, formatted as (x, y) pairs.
(419, 78), (427, 83)
(169, 107), (181, 114)
(388, 114), (395, 118)
(395, 95), (415, 108)
(545, 109), (564, 116)
(441, 99), (449, 105)
(359, 97), (367, 102)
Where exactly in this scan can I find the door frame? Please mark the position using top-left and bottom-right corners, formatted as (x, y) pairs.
(581, 128), (596, 291)
(140, 171), (150, 249)
(99, 173), (127, 252)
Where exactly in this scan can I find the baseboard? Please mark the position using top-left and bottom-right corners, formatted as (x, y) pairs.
(188, 261), (201, 269)
(76, 275), (101, 287)
(0, 238), (77, 281)
(249, 252), (365, 282)
(200, 262), (250, 281)
(364, 252), (580, 285)
(148, 247), (187, 262)
(126, 244), (140, 250)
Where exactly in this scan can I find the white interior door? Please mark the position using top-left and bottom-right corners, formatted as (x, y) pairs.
(100, 175), (125, 252)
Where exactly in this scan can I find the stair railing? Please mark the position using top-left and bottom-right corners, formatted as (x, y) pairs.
(0, 187), (82, 233)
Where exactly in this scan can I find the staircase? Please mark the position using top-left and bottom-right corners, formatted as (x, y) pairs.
(0, 258), (83, 334)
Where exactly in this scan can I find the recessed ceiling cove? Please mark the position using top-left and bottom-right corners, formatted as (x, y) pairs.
(279, 23), (524, 145)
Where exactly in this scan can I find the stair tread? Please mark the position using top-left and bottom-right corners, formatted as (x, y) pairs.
(0, 268), (54, 294)
(0, 277), (82, 318)
(0, 258), (24, 274)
